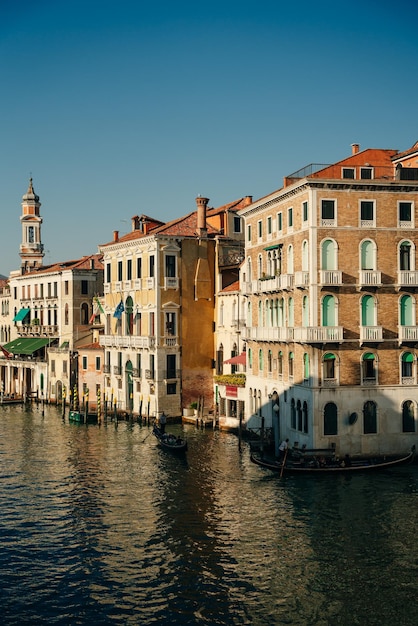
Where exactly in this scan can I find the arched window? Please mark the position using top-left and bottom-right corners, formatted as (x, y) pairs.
(287, 245), (294, 274)
(363, 400), (377, 434)
(321, 239), (337, 270)
(399, 241), (412, 271)
(303, 401), (308, 433)
(401, 351), (414, 380)
(259, 349), (264, 371)
(248, 348), (252, 369)
(219, 301), (224, 326)
(258, 300), (262, 327)
(64, 303), (69, 326)
(303, 353), (309, 380)
(302, 295), (309, 327)
(247, 301), (252, 327)
(323, 353), (336, 381)
(400, 295), (414, 326)
(291, 398), (296, 429)
(361, 295), (376, 326)
(288, 352), (294, 378)
(258, 254), (263, 279)
(278, 351), (283, 377)
(302, 240), (309, 272)
(268, 350), (273, 373)
(288, 298), (294, 327)
(362, 352), (376, 382)
(265, 300), (270, 327)
(216, 344), (224, 375)
(324, 402), (338, 435)
(322, 295), (336, 326)
(81, 302), (89, 325)
(297, 400), (302, 431)
(278, 298), (285, 327)
(360, 240), (376, 270)
(247, 258), (252, 282)
(125, 296), (134, 335)
(402, 400), (415, 433)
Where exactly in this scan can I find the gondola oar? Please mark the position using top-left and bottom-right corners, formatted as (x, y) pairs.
(279, 447), (289, 478)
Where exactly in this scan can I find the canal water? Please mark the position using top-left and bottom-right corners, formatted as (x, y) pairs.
(0, 404), (417, 626)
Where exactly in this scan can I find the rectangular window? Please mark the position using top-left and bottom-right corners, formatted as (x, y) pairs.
(167, 382), (177, 395)
(50, 359), (55, 375)
(118, 261), (123, 281)
(288, 207), (293, 227)
(82, 356), (87, 370)
(127, 259), (132, 280)
(342, 167), (355, 179)
(54, 282), (58, 297)
(277, 212), (282, 231)
(106, 263), (111, 283)
(165, 312), (176, 335)
(257, 220), (262, 238)
(302, 201), (308, 222)
(165, 255), (176, 277)
(81, 280), (88, 295)
(267, 216), (272, 234)
(95, 356), (101, 371)
(136, 353), (141, 376)
(233, 216), (241, 233)
(137, 257), (142, 278)
(360, 167), (373, 179)
(399, 202), (412, 222)
(321, 200), (335, 220)
(166, 354), (176, 379)
(247, 224), (251, 242)
(150, 354), (155, 378)
(361, 201), (374, 221)
(149, 255), (155, 277)
(63, 360), (67, 375)
(64, 281), (69, 295)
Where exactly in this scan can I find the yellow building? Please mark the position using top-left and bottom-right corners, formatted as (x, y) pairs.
(99, 196), (249, 419)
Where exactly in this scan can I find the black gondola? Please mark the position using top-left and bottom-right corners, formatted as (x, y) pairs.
(250, 446), (415, 475)
(152, 424), (188, 452)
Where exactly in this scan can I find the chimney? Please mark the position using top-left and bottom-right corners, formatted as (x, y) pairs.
(351, 143), (360, 155)
(113, 230), (119, 242)
(90, 258), (95, 270)
(196, 196), (209, 237)
(244, 196), (253, 206)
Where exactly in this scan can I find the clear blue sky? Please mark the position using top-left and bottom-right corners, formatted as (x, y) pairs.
(1, 0), (417, 276)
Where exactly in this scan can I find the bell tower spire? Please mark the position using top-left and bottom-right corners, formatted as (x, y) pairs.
(19, 178), (44, 273)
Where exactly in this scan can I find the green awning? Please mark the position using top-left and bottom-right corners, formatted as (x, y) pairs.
(2, 337), (49, 355)
(13, 308), (30, 322)
(402, 352), (414, 363)
(363, 352), (375, 360)
(263, 244), (282, 251)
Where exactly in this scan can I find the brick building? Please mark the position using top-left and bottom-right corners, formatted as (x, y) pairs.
(239, 142), (418, 455)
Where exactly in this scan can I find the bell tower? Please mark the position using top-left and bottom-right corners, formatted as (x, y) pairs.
(20, 178), (44, 273)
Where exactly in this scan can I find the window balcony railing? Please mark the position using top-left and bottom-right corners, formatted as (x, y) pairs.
(360, 326), (383, 343)
(164, 335), (178, 347)
(103, 364), (110, 374)
(401, 376), (415, 385)
(164, 277), (179, 290)
(242, 326), (292, 342)
(132, 368), (141, 378)
(398, 326), (418, 343)
(294, 271), (309, 288)
(145, 369), (154, 380)
(319, 270), (343, 286)
(18, 324), (59, 337)
(293, 326), (344, 343)
(163, 369), (181, 380)
(257, 275), (281, 293)
(99, 335), (156, 349)
(359, 270), (382, 287)
(397, 270), (418, 287)
(280, 274), (294, 290)
(115, 281), (123, 292)
(114, 366), (122, 376)
(145, 278), (155, 290)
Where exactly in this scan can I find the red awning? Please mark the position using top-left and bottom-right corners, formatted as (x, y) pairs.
(224, 352), (246, 365)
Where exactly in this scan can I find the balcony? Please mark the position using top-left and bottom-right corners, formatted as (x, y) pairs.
(145, 278), (155, 289)
(397, 270), (418, 288)
(280, 274), (294, 290)
(114, 366), (122, 376)
(242, 326), (292, 342)
(294, 271), (309, 288)
(18, 324), (59, 337)
(164, 277), (179, 290)
(398, 326), (418, 344)
(163, 335), (178, 347)
(360, 326), (383, 343)
(99, 335), (156, 349)
(145, 369), (155, 380)
(359, 270), (382, 288)
(293, 326), (344, 343)
(257, 275), (281, 293)
(319, 270), (343, 286)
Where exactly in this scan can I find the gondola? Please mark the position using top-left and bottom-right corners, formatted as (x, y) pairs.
(152, 424), (188, 453)
(250, 445), (415, 475)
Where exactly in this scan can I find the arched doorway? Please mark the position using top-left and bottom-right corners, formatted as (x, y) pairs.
(125, 360), (133, 413)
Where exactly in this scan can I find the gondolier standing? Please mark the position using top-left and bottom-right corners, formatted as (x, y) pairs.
(279, 438), (289, 462)
(159, 412), (167, 434)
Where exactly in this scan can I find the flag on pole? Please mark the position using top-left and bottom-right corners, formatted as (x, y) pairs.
(95, 296), (105, 314)
(113, 301), (125, 319)
(0, 345), (12, 360)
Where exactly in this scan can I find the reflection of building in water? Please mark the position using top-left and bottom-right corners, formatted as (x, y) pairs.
(240, 141), (418, 455)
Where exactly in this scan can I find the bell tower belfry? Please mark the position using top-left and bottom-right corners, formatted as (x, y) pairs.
(20, 178), (44, 273)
